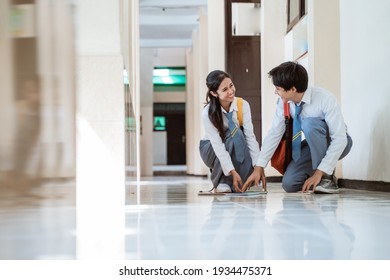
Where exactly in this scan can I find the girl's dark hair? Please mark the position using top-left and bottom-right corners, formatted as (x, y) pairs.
(268, 61), (308, 92)
(205, 70), (231, 140)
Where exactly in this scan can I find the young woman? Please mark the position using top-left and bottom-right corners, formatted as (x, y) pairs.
(199, 70), (260, 193)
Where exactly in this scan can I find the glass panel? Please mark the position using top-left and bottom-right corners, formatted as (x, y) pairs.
(304, 0), (308, 15)
(231, 2), (261, 36)
(289, 0), (300, 24)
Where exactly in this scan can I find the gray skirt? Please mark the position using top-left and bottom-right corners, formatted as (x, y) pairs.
(199, 128), (254, 192)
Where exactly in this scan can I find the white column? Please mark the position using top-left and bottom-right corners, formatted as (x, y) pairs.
(207, 0), (225, 71)
(307, 0), (342, 177)
(261, 0), (287, 176)
(307, 0), (340, 96)
(186, 49), (195, 175)
(187, 10), (209, 176)
(140, 48), (154, 176)
(36, 0), (76, 178)
(75, 0), (125, 259)
(0, 0), (15, 175)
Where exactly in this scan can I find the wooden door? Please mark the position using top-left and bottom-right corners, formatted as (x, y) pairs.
(166, 113), (186, 165)
(154, 103), (186, 165)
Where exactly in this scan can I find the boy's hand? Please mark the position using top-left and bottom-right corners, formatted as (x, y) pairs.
(242, 166), (266, 192)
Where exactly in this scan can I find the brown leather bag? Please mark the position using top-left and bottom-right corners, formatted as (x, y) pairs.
(271, 102), (292, 174)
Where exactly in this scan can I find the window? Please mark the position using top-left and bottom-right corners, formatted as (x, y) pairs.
(287, 0), (307, 32)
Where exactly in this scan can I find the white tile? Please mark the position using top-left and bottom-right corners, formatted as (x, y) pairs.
(1, 176), (390, 260)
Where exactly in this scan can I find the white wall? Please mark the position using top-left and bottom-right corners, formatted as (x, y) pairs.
(308, 0), (340, 96)
(154, 48), (186, 66)
(260, 0), (286, 176)
(307, 0), (342, 177)
(207, 0), (225, 71)
(76, 0), (121, 56)
(340, 0), (390, 182)
(154, 91), (186, 103)
(153, 131), (167, 165)
(122, 0), (140, 181)
(140, 48), (154, 176)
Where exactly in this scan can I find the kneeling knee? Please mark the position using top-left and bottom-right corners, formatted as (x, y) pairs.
(302, 118), (327, 135)
(282, 176), (302, 193)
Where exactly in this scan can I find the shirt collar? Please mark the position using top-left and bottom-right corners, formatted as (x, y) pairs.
(301, 87), (312, 105)
(221, 97), (238, 113)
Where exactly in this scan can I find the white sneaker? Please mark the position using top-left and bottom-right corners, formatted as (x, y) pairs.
(215, 183), (232, 193)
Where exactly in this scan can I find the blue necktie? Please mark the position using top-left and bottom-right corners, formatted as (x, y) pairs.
(292, 103), (304, 162)
(225, 111), (244, 163)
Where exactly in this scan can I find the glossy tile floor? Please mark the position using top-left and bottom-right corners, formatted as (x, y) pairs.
(1, 175), (390, 260)
(125, 176), (390, 260)
(0, 179), (76, 260)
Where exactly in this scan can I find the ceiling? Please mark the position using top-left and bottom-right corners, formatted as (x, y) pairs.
(139, 0), (208, 48)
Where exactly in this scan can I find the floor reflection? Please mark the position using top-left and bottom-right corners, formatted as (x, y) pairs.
(125, 176), (390, 260)
(1, 175), (389, 260)
(0, 179), (75, 260)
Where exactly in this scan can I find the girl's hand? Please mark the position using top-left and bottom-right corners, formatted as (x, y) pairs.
(230, 170), (243, 193)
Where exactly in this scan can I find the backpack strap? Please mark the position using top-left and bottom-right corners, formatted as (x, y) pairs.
(284, 101), (290, 118)
(236, 97), (243, 127)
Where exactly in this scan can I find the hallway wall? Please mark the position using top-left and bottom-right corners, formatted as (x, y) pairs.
(307, 0), (342, 177)
(122, 0), (140, 180)
(260, 0), (390, 184)
(140, 48), (154, 176)
(133, 0), (390, 183)
(153, 48), (186, 104)
(340, 0), (390, 182)
(0, 1), (76, 187)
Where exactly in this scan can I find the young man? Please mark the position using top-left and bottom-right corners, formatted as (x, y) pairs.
(243, 61), (352, 193)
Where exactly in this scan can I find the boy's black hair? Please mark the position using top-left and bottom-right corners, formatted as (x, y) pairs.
(268, 61), (308, 93)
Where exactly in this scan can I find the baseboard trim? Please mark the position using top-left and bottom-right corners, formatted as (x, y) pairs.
(338, 179), (390, 192)
(266, 177), (390, 192)
(154, 171), (188, 176)
(267, 176), (283, 182)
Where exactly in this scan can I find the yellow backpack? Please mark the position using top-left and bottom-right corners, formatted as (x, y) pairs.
(236, 97), (243, 127)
